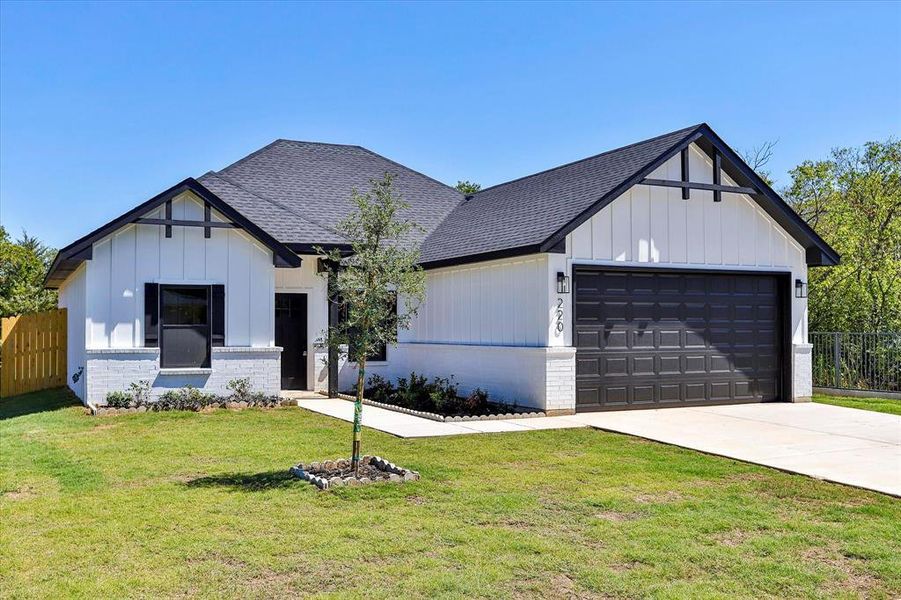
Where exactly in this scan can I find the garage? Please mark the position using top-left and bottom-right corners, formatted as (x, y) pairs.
(573, 267), (789, 412)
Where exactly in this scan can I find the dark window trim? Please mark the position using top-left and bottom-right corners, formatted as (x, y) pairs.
(159, 284), (212, 369)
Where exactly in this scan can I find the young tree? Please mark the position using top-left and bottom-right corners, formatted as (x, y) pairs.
(318, 174), (426, 473)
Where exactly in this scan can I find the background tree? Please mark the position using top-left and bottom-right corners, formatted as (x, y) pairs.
(318, 174), (426, 473)
(784, 139), (901, 332)
(455, 180), (481, 195)
(739, 140), (778, 187)
(0, 226), (58, 318)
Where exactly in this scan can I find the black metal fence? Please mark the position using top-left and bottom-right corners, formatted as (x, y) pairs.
(811, 332), (901, 392)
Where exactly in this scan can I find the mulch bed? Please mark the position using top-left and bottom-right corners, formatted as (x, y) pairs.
(289, 455), (420, 490)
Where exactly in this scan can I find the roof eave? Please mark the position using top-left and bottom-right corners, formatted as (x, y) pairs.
(44, 177), (302, 289)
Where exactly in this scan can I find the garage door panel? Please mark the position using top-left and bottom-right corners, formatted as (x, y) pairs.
(574, 268), (785, 411)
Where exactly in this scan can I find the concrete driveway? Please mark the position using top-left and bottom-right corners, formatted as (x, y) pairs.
(572, 403), (901, 497)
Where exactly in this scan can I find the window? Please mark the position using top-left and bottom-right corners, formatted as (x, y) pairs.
(339, 293), (397, 362)
(159, 285), (211, 368)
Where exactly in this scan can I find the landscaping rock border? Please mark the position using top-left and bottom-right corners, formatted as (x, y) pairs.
(328, 392), (545, 422)
(289, 455), (420, 490)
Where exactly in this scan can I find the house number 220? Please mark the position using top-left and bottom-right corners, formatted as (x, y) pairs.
(554, 298), (565, 336)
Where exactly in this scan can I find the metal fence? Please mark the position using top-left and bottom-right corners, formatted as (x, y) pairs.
(811, 332), (901, 393)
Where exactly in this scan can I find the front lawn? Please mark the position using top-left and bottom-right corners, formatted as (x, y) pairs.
(1, 388), (899, 599)
(814, 393), (901, 416)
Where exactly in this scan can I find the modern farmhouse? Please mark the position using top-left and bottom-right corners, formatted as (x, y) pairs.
(45, 124), (839, 413)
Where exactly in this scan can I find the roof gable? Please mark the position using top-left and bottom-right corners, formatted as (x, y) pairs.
(419, 124), (839, 268)
(44, 178), (301, 288)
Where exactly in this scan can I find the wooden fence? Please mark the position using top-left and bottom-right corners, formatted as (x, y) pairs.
(0, 308), (67, 398)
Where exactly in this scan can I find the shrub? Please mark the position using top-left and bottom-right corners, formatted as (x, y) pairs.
(154, 386), (217, 412)
(128, 380), (152, 404)
(226, 377), (253, 402)
(355, 372), (500, 416)
(364, 374), (396, 404)
(105, 390), (132, 408)
(462, 388), (490, 414)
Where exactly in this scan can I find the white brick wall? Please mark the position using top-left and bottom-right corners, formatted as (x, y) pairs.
(337, 342), (577, 412)
(793, 343), (813, 401)
(85, 347), (281, 406)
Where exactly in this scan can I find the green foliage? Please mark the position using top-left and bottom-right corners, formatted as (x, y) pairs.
(785, 139), (901, 331)
(226, 377), (254, 402)
(318, 173), (427, 468)
(455, 180), (481, 195)
(104, 391), (132, 408)
(319, 173), (426, 367)
(362, 372), (495, 416)
(0, 226), (58, 318)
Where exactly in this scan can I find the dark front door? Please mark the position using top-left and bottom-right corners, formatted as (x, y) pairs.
(275, 293), (308, 390)
(573, 268), (786, 412)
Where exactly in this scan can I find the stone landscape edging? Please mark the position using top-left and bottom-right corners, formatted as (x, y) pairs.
(289, 455), (420, 490)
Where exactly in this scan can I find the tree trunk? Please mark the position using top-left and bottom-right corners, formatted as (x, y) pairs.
(351, 361), (365, 475)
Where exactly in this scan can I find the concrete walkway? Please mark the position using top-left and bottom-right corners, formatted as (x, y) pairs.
(295, 398), (586, 437)
(295, 397), (900, 496)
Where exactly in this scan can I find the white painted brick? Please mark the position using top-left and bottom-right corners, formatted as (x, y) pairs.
(86, 347), (282, 405)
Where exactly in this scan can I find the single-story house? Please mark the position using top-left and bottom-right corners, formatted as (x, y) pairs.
(45, 123), (839, 413)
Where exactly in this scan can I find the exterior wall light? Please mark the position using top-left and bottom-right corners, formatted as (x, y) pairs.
(795, 279), (808, 298)
(557, 272), (570, 294)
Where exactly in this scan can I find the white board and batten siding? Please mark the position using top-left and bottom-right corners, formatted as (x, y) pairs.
(566, 142), (809, 345)
(402, 254), (552, 347)
(57, 262), (87, 399)
(84, 191), (275, 349)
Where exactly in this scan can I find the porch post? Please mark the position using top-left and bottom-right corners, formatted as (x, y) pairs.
(327, 269), (339, 398)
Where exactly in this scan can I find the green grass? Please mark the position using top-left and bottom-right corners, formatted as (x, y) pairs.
(814, 393), (901, 416)
(1, 388), (899, 599)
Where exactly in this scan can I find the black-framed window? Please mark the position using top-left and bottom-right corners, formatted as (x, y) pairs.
(144, 283), (225, 368)
(159, 285), (211, 368)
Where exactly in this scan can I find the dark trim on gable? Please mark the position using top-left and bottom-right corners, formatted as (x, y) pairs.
(45, 177), (301, 288)
(537, 124), (840, 267)
(538, 127), (705, 254)
(690, 128), (839, 266)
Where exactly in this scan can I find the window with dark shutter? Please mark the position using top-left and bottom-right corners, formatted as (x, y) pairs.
(211, 284), (225, 347)
(144, 283), (159, 347)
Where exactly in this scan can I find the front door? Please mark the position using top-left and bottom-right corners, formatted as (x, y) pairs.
(275, 293), (308, 390)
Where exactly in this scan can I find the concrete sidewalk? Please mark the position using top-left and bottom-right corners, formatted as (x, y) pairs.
(295, 398), (586, 438)
(295, 397), (901, 496)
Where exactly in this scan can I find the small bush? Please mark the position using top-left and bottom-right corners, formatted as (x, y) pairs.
(105, 391), (132, 408)
(155, 386), (218, 412)
(226, 377), (253, 402)
(462, 388), (490, 414)
(357, 372), (505, 416)
(128, 380), (152, 404)
(364, 374), (396, 404)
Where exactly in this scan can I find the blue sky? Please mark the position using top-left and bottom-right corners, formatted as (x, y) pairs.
(1, 1), (899, 248)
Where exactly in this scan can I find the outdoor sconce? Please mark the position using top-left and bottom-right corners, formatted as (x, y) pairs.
(795, 279), (808, 298)
(557, 272), (570, 294)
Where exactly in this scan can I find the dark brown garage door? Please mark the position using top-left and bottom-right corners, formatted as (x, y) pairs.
(574, 268), (786, 412)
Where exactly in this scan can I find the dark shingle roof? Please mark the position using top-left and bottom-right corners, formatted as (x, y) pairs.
(200, 140), (464, 248)
(419, 125), (700, 265)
